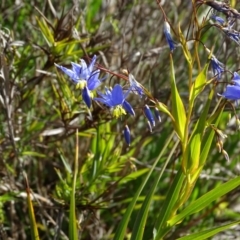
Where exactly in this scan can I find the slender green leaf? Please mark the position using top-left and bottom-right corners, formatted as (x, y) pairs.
(24, 173), (39, 240)
(177, 220), (240, 240)
(168, 176), (240, 226)
(189, 64), (208, 103)
(130, 139), (179, 240)
(169, 54), (186, 141)
(69, 130), (79, 240)
(113, 132), (175, 240)
(153, 170), (185, 239)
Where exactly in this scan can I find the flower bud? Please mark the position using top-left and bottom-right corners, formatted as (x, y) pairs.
(124, 125), (131, 146)
(163, 21), (175, 52)
(144, 105), (155, 127)
(82, 86), (91, 108)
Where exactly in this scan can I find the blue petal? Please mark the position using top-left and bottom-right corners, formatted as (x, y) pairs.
(129, 74), (144, 97)
(87, 70), (101, 90)
(122, 101), (135, 116)
(233, 72), (240, 86)
(82, 87), (92, 108)
(111, 84), (124, 105)
(163, 21), (175, 52)
(94, 96), (112, 107)
(79, 59), (90, 79)
(211, 56), (224, 80)
(124, 125), (131, 146)
(88, 55), (97, 73)
(220, 85), (240, 100)
(55, 63), (79, 82)
(210, 14), (225, 25)
(71, 62), (82, 76)
(144, 105), (155, 127)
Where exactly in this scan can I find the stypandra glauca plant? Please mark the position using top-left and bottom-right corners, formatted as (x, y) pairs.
(3, 1), (240, 239)
(53, 1), (240, 239)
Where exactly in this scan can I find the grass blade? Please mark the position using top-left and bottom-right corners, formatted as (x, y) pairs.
(113, 131), (175, 240)
(169, 176), (240, 226)
(24, 172), (39, 240)
(69, 129), (79, 240)
(177, 220), (240, 240)
(130, 139), (180, 240)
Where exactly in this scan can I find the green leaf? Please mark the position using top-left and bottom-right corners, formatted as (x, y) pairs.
(86, 0), (102, 29)
(168, 176), (240, 226)
(177, 220), (240, 240)
(24, 173), (40, 240)
(36, 17), (54, 46)
(200, 104), (224, 166)
(182, 87), (216, 174)
(169, 54), (186, 141)
(113, 131), (175, 240)
(22, 151), (46, 158)
(178, 25), (192, 65)
(130, 138), (179, 240)
(189, 64), (208, 104)
(153, 170), (185, 240)
(69, 130), (79, 240)
(119, 169), (149, 184)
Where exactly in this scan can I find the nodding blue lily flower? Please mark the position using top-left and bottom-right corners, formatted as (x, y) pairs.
(55, 55), (102, 108)
(129, 74), (144, 97)
(144, 105), (155, 127)
(124, 125), (131, 146)
(222, 27), (240, 45)
(219, 84), (240, 100)
(163, 21), (175, 52)
(210, 55), (224, 80)
(210, 14), (225, 25)
(94, 84), (135, 118)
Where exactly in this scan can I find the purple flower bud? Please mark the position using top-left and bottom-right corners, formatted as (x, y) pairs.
(222, 27), (240, 45)
(144, 105), (155, 127)
(82, 86), (91, 108)
(210, 56), (224, 80)
(210, 14), (225, 25)
(163, 21), (175, 52)
(123, 100), (135, 116)
(154, 108), (161, 122)
(129, 74), (144, 97)
(124, 125), (131, 146)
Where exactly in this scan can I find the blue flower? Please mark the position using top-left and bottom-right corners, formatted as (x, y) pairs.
(55, 55), (102, 108)
(144, 105), (155, 127)
(210, 55), (224, 80)
(163, 21), (175, 52)
(94, 84), (135, 118)
(124, 125), (131, 146)
(222, 27), (240, 45)
(219, 85), (240, 100)
(210, 14), (225, 25)
(129, 74), (144, 97)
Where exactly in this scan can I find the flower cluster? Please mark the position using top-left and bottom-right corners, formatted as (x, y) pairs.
(208, 2), (240, 45)
(55, 55), (162, 146)
(55, 56), (102, 108)
(205, 3), (240, 101)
